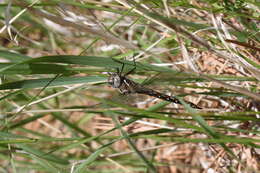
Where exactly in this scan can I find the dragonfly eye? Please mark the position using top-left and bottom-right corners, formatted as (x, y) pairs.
(108, 73), (122, 88)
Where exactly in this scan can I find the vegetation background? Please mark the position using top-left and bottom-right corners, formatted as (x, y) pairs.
(0, 0), (259, 172)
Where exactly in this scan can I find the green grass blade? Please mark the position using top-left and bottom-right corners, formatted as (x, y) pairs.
(0, 76), (106, 90)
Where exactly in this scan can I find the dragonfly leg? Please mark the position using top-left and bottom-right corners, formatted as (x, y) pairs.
(119, 63), (125, 76)
(116, 67), (120, 74)
(111, 58), (126, 76)
(111, 57), (137, 77)
(124, 57), (136, 76)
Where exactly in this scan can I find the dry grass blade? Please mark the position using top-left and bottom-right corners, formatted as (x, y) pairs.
(194, 72), (260, 101)
(14, 1), (137, 50)
(0, 1), (259, 172)
(120, 0), (260, 79)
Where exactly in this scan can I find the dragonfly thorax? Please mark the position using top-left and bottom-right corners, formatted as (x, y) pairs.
(108, 72), (122, 88)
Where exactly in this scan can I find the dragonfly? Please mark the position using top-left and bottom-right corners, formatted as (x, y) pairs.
(108, 60), (201, 109)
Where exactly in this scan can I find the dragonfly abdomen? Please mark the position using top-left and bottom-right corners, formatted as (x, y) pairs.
(136, 87), (201, 109)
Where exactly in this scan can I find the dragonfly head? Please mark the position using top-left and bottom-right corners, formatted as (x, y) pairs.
(107, 72), (122, 88)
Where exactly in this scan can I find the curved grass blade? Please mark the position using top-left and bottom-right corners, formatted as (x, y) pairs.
(111, 114), (157, 173)
(0, 63), (74, 75)
(0, 50), (30, 62)
(0, 76), (106, 90)
(18, 144), (69, 165)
